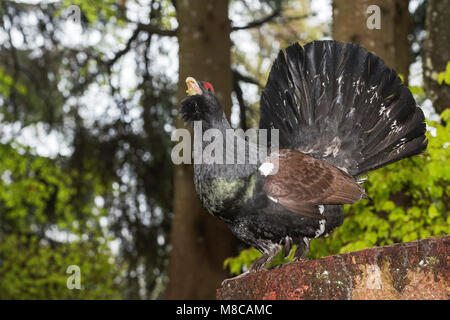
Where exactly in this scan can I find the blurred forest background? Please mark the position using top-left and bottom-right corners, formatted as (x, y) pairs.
(0, 0), (448, 299)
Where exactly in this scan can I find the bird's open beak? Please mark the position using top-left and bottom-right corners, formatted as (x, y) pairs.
(186, 77), (202, 96)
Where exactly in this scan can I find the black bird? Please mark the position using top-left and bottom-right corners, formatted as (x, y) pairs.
(180, 40), (427, 274)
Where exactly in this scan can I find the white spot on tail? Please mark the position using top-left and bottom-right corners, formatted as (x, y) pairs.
(390, 120), (403, 134)
(352, 79), (362, 95)
(259, 162), (274, 176)
(347, 107), (356, 118)
(370, 92), (379, 104)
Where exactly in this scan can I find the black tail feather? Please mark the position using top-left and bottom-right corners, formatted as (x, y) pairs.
(259, 40), (427, 177)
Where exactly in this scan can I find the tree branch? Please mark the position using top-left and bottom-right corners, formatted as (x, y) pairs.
(137, 23), (177, 37)
(106, 23), (176, 67)
(231, 8), (281, 31)
(232, 69), (262, 87)
(233, 72), (248, 131)
(106, 27), (141, 67)
(232, 69), (264, 131)
(282, 13), (313, 22)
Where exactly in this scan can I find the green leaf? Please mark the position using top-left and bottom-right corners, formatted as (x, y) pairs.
(437, 72), (445, 85)
(428, 204), (439, 218)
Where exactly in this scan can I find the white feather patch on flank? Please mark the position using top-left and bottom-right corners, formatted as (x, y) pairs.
(258, 162), (274, 176)
(318, 205), (325, 214)
(358, 176), (368, 185)
(314, 219), (326, 238)
(268, 195), (278, 203)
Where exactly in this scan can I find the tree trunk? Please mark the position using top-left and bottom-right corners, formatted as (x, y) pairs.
(332, 0), (411, 84)
(423, 0), (450, 114)
(164, 0), (236, 299)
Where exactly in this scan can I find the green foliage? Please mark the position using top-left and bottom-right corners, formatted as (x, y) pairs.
(0, 143), (121, 299)
(0, 68), (27, 98)
(437, 61), (450, 85)
(224, 111), (450, 275)
(398, 74), (425, 97)
(0, 234), (120, 299)
(0, 0), (175, 298)
(223, 247), (261, 275)
(409, 85), (425, 96)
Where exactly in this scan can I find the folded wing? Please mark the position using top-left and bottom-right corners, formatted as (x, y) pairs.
(262, 149), (366, 218)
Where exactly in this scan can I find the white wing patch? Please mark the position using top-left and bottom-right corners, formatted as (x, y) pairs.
(259, 162), (274, 176)
(267, 195), (278, 203)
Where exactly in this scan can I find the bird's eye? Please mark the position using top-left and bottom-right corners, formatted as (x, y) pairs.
(204, 82), (214, 94)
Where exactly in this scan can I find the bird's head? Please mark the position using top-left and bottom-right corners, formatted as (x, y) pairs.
(180, 77), (223, 125)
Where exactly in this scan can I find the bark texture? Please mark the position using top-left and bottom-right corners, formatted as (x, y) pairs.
(423, 0), (450, 114)
(333, 0), (411, 84)
(217, 235), (449, 300)
(164, 0), (236, 300)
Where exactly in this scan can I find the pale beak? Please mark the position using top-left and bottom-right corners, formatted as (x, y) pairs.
(186, 77), (202, 96)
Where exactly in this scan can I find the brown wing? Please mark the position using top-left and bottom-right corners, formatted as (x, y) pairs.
(262, 149), (365, 218)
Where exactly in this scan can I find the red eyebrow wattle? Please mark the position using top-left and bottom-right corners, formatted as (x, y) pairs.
(204, 82), (214, 93)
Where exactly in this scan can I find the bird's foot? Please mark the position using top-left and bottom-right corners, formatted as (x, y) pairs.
(291, 257), (311, 263)
(221, 270), (250, 287)
(248, 253), (270, 272)
(221, 254), (271, 287)
(281, 256), (307, 267)
(221, 256), (270, 287)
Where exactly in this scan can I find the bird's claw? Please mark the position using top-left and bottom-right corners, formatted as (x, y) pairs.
(221, 270), (250, 287)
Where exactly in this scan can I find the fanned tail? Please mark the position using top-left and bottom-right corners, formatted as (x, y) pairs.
(259, 40), (427, 177)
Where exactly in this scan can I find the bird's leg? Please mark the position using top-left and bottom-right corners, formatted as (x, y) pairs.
(283, 236), (293, 258)
(248, 253), (270, 272)
(249, 244), (282, 272)
(292, 237), (311, 262)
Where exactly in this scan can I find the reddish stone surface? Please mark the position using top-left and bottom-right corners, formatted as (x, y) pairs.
(217, 235), (449, 300)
